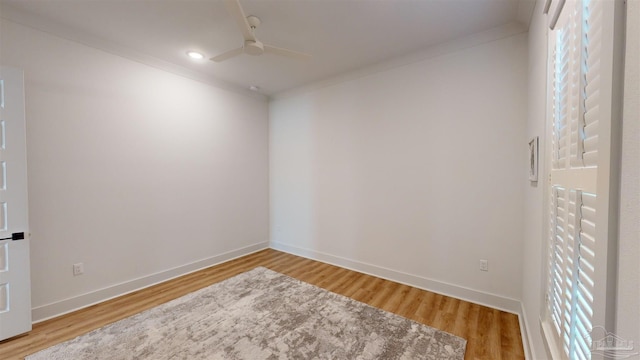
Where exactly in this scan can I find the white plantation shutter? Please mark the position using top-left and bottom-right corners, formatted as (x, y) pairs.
(543, 0), (621, 359)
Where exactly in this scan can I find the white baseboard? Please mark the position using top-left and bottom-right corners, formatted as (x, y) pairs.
(271, 241), (523, 314)
(520, 302), (534, 360)
(32, 241), (269, 323)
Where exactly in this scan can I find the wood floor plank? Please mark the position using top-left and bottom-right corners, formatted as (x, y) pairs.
(499, 311), (525, 359)
(337, 272), (370, 297)
(416, 291), (441, 326)
(393, 286), (424, 319)
(369, 281), (400, 310)
(0, 249), (525, 360)
(451, 300), (471, 339)
(323, 268), (358, 293)
(463, 304), (482, 359)
(382, 283), (412, 314)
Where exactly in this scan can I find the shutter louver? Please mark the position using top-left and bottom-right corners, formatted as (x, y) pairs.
(570, 4), (584, 168)
(552, 44), (561, 169)
(576, 192), (596, 348)
(553, 27), (572, 170)
(549, 186), (566, 335)
(563, 190), (578, 356)
(581, 0), (602, 167)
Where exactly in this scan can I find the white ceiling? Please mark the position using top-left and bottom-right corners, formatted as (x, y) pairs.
(0, 0), (533, 96)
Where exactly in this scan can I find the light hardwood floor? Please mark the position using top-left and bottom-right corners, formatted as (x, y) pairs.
(0, 249), (525, 360)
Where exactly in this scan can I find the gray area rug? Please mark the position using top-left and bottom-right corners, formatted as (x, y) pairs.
(27, 267), (466, 359)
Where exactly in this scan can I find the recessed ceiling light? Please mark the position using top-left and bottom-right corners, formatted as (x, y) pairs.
(186, 51), (205, 60)
(249, 85), (260, 92)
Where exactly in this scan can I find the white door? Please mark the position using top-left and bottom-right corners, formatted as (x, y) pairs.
(0, 67), (31, 341)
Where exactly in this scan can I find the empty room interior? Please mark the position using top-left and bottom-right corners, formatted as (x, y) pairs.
(0, 0), (638, 359)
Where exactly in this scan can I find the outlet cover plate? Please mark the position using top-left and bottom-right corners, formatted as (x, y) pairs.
(480, 259), (489, 271)
(73, 263), (84, 276)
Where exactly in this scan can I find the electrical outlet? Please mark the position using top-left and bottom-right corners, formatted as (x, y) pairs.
(480, 259), (489, 272)
(73, 262), (84, 276)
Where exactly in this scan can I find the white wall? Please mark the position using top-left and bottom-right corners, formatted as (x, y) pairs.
(270, 33), (528, 309)
(0, 20), (269, 321)
(520, 1), (549, 358)
(616, 0), (640, 350)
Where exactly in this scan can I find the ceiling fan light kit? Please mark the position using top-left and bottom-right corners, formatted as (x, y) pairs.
(186, 51), (205, 60)
(210, 0), (311, 63)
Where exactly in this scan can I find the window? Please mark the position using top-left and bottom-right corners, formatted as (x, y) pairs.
(542, 0), (622, 359)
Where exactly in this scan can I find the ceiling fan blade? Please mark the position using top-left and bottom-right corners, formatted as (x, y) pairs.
(263, 44), (311, 61)
(225, 0), (255, 41)
(210, 47), (244, 62)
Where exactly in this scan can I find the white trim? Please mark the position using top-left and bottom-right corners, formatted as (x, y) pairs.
(550, 168), (598, 193)
(270, 241), (522, 315)
(520, 302), (534, 360)
(548, 0), (566, 29)
(31, 241), (269, 323)
(541, 317), (566, 359)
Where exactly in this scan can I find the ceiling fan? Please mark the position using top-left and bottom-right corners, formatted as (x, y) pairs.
(211, 0), (312, 62)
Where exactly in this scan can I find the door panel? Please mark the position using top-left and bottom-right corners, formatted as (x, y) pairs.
(0, 67), (31, 341)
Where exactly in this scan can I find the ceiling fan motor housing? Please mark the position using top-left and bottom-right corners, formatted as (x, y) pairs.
(246, 15), (261, 28)
(244, 40), (264, 55)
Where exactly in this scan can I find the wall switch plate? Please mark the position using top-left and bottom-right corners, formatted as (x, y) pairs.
(73, 262), (84, 276)
(480, 259), (489, 272)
